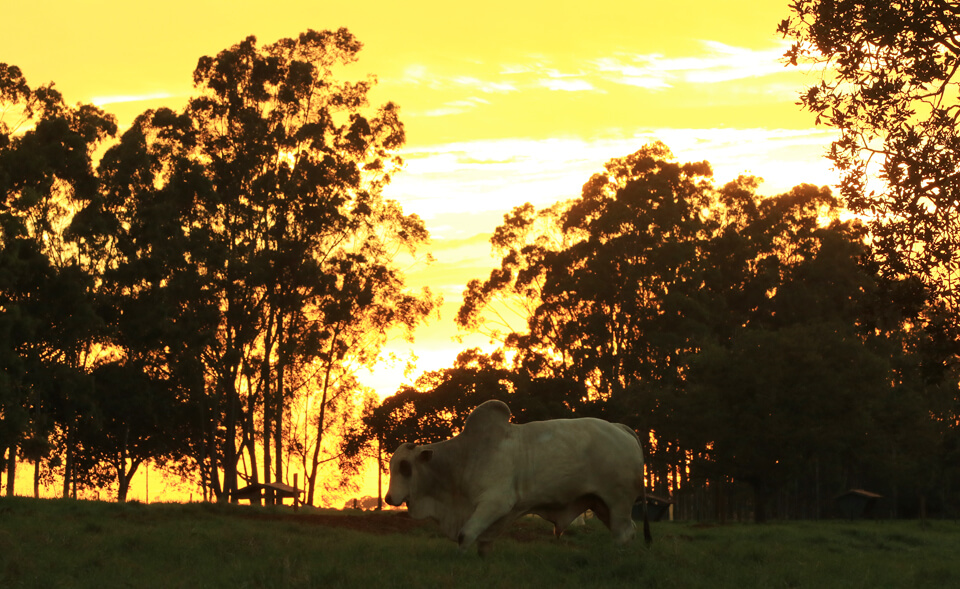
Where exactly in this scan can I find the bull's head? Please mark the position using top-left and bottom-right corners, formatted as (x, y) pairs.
(384, 442), (434, 516)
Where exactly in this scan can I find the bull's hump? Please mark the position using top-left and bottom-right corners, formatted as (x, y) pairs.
(463, 400), (512, 434)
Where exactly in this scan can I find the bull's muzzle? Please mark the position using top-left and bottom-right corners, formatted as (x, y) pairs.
(384, 492), (401, 507)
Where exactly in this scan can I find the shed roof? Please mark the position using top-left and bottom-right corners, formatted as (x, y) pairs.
(235, 482), (303, 500)
(835, 488), (882, 500)
(646, 494), (674, 505)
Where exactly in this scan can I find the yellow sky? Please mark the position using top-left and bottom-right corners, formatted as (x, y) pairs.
(2, 0), (838, 399)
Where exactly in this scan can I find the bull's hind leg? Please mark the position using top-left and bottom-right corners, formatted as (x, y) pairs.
(551, 508), (587, 539)
(609, 502), (637, 544)
(592, 494), (636, 544)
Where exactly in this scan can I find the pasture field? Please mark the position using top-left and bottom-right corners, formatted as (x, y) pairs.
(1, 496), (958, 588)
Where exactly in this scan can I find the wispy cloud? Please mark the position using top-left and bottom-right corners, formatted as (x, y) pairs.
(422, 97), (491, 117)
(395, 64), (518, 94)
(90, 92), (176, 107)
(390, 65), (518, 116)
(391, 41), (794, 118)
(538, 77), (598, 92)
(593, 40), (792, 88)
(450, 76), (517, 94)
(590, 57), (673, 89)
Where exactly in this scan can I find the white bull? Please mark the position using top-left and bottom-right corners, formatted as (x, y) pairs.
(384, 400), (652, 555)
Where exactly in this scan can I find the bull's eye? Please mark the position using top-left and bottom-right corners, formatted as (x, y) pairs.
(399, 459), (412, 478)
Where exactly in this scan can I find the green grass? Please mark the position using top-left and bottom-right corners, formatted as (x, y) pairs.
(2, 497), (959, 588)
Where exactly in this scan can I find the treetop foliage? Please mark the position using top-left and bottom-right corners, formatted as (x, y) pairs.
(780, 0), (960, 306)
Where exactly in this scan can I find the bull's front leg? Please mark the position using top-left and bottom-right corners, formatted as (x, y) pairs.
(457, 498), (514, 553)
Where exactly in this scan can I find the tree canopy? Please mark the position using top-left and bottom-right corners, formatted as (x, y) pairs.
(0, 63), (117, 498)
(1, 29), (437, 504)
(780, 0), (960, 306)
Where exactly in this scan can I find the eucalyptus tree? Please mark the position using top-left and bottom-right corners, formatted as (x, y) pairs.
(460, 143), (716, 424)
(455, 143), (720, 487)
(77, 30), (436, 503)
(0, 63), (116, 496)
(452, 143), (950, 517)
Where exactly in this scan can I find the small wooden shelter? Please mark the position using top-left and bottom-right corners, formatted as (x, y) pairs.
(234, 482), (303, 507)
(633, 494), (674, 522)
(835, 489), (882, 519)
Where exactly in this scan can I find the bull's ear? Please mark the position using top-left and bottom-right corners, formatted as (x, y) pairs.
(417, 449), (434, 463)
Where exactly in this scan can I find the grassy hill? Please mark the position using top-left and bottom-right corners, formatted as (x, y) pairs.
(1, 496), (958, 588)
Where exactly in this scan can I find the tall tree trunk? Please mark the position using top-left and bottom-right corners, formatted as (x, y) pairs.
(244, 398), (260, 504)
(377, 435), (383, 511)
(5, 441), (15, 497)
(118, 468), (130, 503)
(306, 329), (340, 506)
(117, 459), (140, 503)
(63, 424), (72, 499)
(261, 309), (275, 505)
(240, 366), (260, 505)
(262, 388), (272, 504)
(117, 428), (130, 502)
(275, 311), (285, 487)
(306, 383), (328, 506)
(753, 482), (768, 523)
(221, 368), (240, 503)
(206, 402), (223, 501)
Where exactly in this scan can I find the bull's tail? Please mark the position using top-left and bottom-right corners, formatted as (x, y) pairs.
(621, 423), (654, 546)
(640, 485), (653, 545)
(623, 424), (653, 546)
(632, 468), (653, 545)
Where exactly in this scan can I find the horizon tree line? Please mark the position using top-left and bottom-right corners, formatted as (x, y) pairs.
(4, 0), (960, 518)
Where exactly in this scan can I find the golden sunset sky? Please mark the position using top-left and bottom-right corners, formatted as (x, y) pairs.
(2, 0), (838, 401)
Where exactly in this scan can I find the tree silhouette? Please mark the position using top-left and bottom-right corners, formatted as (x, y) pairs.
(65, 362), (188, 502)
(438, 143), (955, 518)
(0, 63), (116, 497)
(459, 143), (716, 467)
(677, 182), (922, 520)
(72, 29), (437, 503)
(781, 0), (960, 307)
